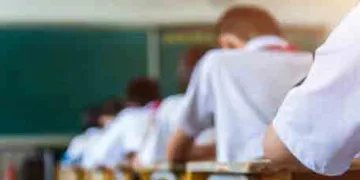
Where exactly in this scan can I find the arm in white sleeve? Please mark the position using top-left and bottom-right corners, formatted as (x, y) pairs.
(178, 53), (218, 137)
(82, 114), (126, 169)
(273, 4), (360, 176)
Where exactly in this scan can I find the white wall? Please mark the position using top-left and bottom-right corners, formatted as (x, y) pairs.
(0, 0), (357, 30)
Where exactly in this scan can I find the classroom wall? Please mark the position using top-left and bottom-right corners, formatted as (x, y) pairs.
(0, 0), (357, 30)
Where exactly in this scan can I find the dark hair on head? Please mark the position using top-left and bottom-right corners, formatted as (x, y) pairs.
(126, 77), (161, 106)
(82, 105), (102, 130)
(100, 98), (124, 116)
(216, 6), (281, 41)
(178, 46), (212, 91)
(182, 45), (212, 70)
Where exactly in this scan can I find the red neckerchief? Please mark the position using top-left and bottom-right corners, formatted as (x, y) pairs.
(265, 44), (298, 52)
(151, 100), (162, 110)
(266, 44), (307, 88)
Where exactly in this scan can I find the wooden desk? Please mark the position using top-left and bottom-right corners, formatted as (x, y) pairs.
(57, 166), (85, 180)
(117, 164), (137, 180)
(57, 165), (136, 180)
(137, 162), (186, 180)
(83, 168), (116, 180)
(186, 160), (360, 180)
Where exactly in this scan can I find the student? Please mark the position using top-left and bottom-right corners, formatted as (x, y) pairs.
(264, 3), (360, 176)
(167, 6), (313, 164)
(82, 77), (161, 169)
(61, 99), (124, 167)
(134, 46), (216, 167)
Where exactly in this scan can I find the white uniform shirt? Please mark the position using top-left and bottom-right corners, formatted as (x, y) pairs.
(273, 4), (360, 176)
(82, 107), (152, 169)
(137, 95), (215, 166)
(178, 36), (313, 163)
(61, 128), (102, 167)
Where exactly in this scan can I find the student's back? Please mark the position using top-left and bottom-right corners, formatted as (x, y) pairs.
(82, 77), (161, 168)
(61, 106), (102, 166)
(62, 98), (123, 167)
(82, 106), (153, 168)
(193, 49), (311, 161)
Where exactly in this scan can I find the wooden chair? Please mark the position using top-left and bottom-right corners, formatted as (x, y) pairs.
(84, 168), (116, 180)
(57, 166), (85, 180)
(137, 162), (186, 180)
(118, 164), (137, 180)
(84, 165), (138, 180)
(185, 160), (360, 180)
(56, 165), (136, 180)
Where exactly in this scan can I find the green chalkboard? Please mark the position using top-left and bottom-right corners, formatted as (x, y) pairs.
(0, 27), (147, 134)
(160, 43), (187, 96)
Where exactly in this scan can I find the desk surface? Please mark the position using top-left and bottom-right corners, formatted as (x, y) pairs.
(187, 160), (360, 174)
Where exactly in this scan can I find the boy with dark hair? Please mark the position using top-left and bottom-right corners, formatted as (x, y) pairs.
(167, 6), (312, 163)
(62, 98), (124, 167)
(83, 78), (161, 169)
(134, 46), (215, 167)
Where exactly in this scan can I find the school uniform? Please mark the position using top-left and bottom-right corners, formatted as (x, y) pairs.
(61, 127), (102, 167)
(137, 94), (215, 166)
(273, 4), (360, 176)
(82, 106), (153, 169)
(195, 128), (216, 145)
(178, 35), (313, 163)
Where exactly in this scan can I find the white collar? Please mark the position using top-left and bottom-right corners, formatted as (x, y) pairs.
(85, 127), (101, 135)
(244, 35), (288, 51)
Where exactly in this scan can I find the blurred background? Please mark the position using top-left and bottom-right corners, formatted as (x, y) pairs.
(0, 0), (357, 179)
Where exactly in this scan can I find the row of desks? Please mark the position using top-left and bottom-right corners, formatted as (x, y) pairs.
(57, 160), (360, 180)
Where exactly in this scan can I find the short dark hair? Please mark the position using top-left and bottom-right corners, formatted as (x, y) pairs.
(178, 46), (212, 91)
(216, 6), (281, 41)
(100, 98), (124, 116)
(82, 105), (102, 130)
(82, 98), (124, 130)
(126, 77), (161, 106)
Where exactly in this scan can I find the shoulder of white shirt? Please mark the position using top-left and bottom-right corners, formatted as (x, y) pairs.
(206, 35), (311, 57)
(160, 94), (184, 105)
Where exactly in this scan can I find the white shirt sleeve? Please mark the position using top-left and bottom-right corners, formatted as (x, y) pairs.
(82, 120), (125, 168)
(83, 108), (153, 168)
(273, 4), (360, 176)
(122, 111), (152, 153)
(195, 128), (216, 145)
(178, 54), (217, 137)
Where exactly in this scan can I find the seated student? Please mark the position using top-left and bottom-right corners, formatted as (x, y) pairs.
(82, 77), (161, 169)
(167, 6), (313, 164)
(61, 99), (124, 167)
(263, 3), (360, 176)
(134, 46), (216, 167)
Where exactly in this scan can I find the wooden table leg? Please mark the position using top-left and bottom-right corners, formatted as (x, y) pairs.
(185, 172), (210, 180)
(174, 171), (186, 180)
(103, 169), (116, 180)
(139, 170), (152, 180)
(122, 169), (135, 180)
(261, 171), (292, 180)
(83, 170), (91, 180)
